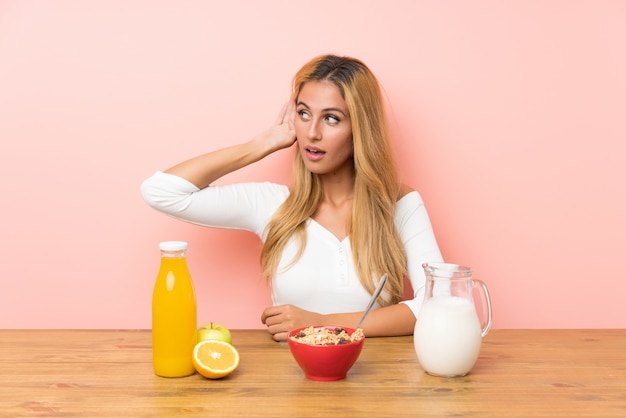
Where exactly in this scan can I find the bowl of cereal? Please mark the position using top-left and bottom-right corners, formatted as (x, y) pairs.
(287, 325), (365, 381)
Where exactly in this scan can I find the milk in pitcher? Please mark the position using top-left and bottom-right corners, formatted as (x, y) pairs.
(413, 296), (482, 377)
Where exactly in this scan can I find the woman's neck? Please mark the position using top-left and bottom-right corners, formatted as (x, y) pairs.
(319, 170), (355, 207)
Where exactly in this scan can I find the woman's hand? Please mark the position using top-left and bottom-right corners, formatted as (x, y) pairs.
(163, 101), (296, 188)
(261, 304), (323, 341)
(253, 101), (297, 154)
(262, 304), (418, 341)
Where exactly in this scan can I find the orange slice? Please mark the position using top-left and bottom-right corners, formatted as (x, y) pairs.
(192, 340), (240, 379)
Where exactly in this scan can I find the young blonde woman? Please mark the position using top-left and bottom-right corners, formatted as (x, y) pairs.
(141, 54), (443, 341)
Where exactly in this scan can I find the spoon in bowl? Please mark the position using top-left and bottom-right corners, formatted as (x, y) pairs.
(355, 273), (388, 330)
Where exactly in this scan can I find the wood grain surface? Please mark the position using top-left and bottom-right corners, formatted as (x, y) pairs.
(1, 329), (625, 417)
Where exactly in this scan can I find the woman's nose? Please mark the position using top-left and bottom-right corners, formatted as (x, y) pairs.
(308, 121), (322, 141)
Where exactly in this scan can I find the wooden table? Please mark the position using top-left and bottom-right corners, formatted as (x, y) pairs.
(1, 329), (625, 417)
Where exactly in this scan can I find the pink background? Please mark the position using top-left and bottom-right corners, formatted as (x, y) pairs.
(1, 1), (625, 329)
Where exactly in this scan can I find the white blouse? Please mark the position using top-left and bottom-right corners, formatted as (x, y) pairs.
(141, 171), (443, 319)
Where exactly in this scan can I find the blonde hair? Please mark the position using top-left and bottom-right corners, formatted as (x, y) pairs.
(260, 55), (408, 305)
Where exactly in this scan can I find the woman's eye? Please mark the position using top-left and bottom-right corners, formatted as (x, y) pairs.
(297, 110), (311, 121)
(325, 115), (340, 124)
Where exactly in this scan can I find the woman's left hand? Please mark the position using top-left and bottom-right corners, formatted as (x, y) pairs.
(261, 304), (323, 341)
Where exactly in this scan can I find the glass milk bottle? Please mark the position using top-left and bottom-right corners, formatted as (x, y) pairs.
(414, 262), (492, 377)
(152, 241), (197, 377)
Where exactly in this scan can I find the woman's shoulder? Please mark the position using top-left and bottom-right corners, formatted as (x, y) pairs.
(396, 183), (420, 202)
(255, 181), (290, 199)
(395, 184), (426, 213)
(221, 181), (290, 205)
(248, 181), (289, 193)
(397, 183), (413, 200)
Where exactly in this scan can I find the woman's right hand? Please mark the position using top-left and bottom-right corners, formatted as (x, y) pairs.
(163, 101), (297, 188)
(253, 101), (297, 153)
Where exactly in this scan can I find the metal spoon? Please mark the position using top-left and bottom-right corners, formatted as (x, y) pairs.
(356, 274), (388, 330)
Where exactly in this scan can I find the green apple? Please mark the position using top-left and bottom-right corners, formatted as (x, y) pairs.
(197, 323), (232, 344)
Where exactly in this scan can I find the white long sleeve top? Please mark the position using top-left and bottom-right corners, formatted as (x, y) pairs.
(141, 171), (443, 319)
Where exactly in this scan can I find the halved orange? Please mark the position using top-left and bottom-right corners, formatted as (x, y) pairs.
(192, 340), (240, 379)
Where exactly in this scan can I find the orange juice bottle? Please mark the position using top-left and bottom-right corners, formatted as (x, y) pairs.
(152, 241), (197, 377)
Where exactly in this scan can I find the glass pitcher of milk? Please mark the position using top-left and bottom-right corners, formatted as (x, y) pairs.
(413, 262), (492, 377)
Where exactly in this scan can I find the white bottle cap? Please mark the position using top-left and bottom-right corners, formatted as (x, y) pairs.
(159, 241), (188, 251)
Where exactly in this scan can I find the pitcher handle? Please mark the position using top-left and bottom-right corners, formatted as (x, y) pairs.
(473, 279), (492, 338)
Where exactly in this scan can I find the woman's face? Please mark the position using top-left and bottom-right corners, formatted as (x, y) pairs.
(295, 80), (354, 176)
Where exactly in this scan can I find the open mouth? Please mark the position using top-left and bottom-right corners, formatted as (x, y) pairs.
(305, 147), (326, 161)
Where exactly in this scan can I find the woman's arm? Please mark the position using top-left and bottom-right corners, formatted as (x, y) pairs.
(261, 189), (443, 342)
(140, 102), (296, 233)
(261, 304), (415, 341)
(165, 101), (296, 188)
